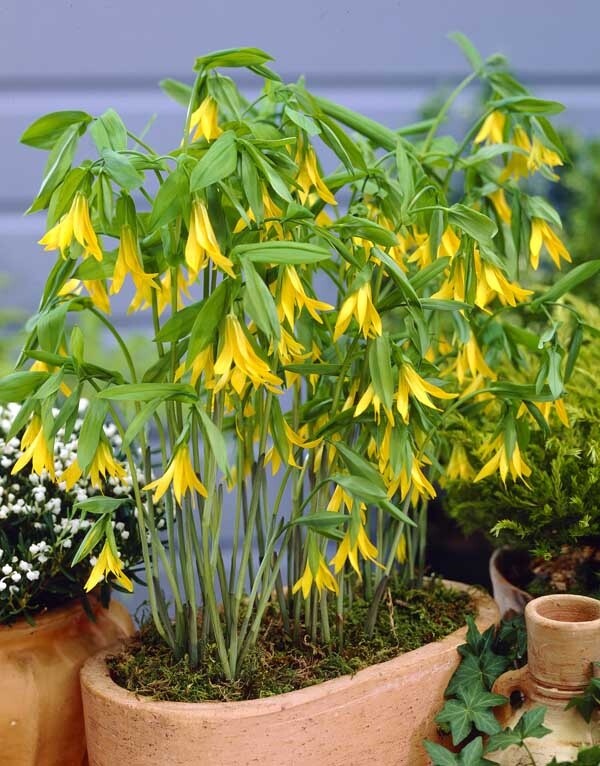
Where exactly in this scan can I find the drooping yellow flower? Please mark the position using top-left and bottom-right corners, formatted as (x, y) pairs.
(278, 266), (333, 327)
(354, 383), (394, 425)
(177, 345), (215, 388)
(396, 534), (407, 564)
(111, 225), (159, 297)
(212, 314), (282, 395)
(334, 282), (382, 341)
(30, 358), (71, 396)
(331, 525), (380, 576)
(84, 279), (111, 314)
(292, 555), (339, 599)
(189, 96), (222, 142)
(475, 111), (506, 145)
(296, 146), (337, 206)
(529, 219), (571, 270)
(386, 453), (437, 504)
(89, 441), (127, 489)
(501, 127), (562, 181)
(11, 415), (55, 479)
(473, 249), (533, 309)
(431, 258), (467, 303)
(185, 199), (235, 279)
(145, 270), (191, 316)
(455, 334), (496, 385)
(445, 443), (476, 482)
(474, 434), (531, 484)
(59, 459), (83, 490)
(488, 188), (512, 224)
(143, 444), (208, 504)
(395, 364), (457, 423)
(39, 193), (102, 261)
(518, 398), (569, 428)
(233, 189), (285, 239)
(84, 540), (133, 593)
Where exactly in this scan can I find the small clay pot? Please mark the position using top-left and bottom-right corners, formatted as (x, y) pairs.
(490, 594), (600, 764)
(0, 596), (134, 766)
(489, 548), (532, 618)
(81, 581), (498, 766)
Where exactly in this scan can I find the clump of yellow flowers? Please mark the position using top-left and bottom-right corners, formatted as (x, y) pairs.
(4, 38), (590, 679)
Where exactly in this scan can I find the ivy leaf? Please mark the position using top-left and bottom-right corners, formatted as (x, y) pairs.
(424, 737), (496, 766)
(566, 672), (600, 723)
(486, 707), (550, 753)
(446, 650), (509, 695)
(546, 747), (600, 766)
(436, 684), (506, 745)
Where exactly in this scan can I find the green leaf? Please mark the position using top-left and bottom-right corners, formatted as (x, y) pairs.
(436, 685), (505, 745)
(0, 371), (49, 403)
(187, 281), (230, 358)
(566, 675), (600, 723)
(243, 261), (280, 341)
(149, 167), (188, 229)
(332, 441), (386, 489)
(90, 109), (128, 152)
(197, 409), (230, 478)
(368, 335), (394, 410)
(102, 149), (145, 191)
(190, 131), (238, 190)
(288, 512), (350, 533)
(77, 398), (109, 473)
(98, 383), (197, 403)
(409, 257), (450, 291)
(448, 205), (497, 244)
(329, 473), (387, 503)
(446, 651), (509, 696)
(423, 741), (458, 766)
(373, 248), (421, 305)
(234, 241), (331, 265)
(194, 47), (274, 72)
(532, 260), (600, 306)
(21, 110), (92, 149)
(285, 106), (320, 136)
(71, 516), (108, 566)
(159, 78), (192, 106)
(493, 96), (564, 115)
(123, 398), (164, 447)
(154, 301), (200, 343)
(74, 496), (127, 515)
(28, 124), (81, 212)
(449, 32), (484, 72)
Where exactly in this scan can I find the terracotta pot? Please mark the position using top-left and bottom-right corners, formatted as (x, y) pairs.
(0, 596), (134, 766)
(81, 581), (498, 766)
(490, 594), (600, 764)
(489, 548), (532, 618)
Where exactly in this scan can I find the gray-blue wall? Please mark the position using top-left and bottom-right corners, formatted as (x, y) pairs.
(2, 0), (599, 318)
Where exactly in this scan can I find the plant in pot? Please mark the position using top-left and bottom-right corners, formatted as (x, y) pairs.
(443, 296), (600, 617)
(4, 37), (581, 766)
(0, 401), (143, 766)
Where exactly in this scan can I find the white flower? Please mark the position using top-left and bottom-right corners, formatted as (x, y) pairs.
(26, 570), (40, 581)
(10, 572), (21, 582)
(1, 564), (12, 575)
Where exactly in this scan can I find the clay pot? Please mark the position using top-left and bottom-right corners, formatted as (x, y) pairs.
(490, 594), (600, 764)
(0, 596), (134, 766)
(81, 581), (498, 766)
(489, 548), (532, 618)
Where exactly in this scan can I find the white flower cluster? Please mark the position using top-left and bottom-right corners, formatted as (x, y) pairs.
(0, 403), (144, 622)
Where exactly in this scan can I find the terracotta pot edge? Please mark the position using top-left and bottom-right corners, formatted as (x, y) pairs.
(81, 579), (498, 718)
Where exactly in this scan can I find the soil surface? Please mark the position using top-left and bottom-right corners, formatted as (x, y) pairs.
(108, 580), (474, 702)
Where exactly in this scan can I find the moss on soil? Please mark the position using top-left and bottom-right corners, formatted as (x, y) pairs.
(108, 580), (474, 703)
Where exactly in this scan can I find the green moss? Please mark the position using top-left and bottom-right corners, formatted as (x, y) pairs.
(108, 580), (473, 702)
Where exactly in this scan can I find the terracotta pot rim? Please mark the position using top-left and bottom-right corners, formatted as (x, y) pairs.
(0, 591), (105, 637)
(526, 593), (600, 629)
(81, 579), (497, 718)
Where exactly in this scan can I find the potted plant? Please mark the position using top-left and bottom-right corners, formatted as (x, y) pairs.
(5, 37), (583, 765)
(443, 297), (600, 617)
(0, 401), (141, 766)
